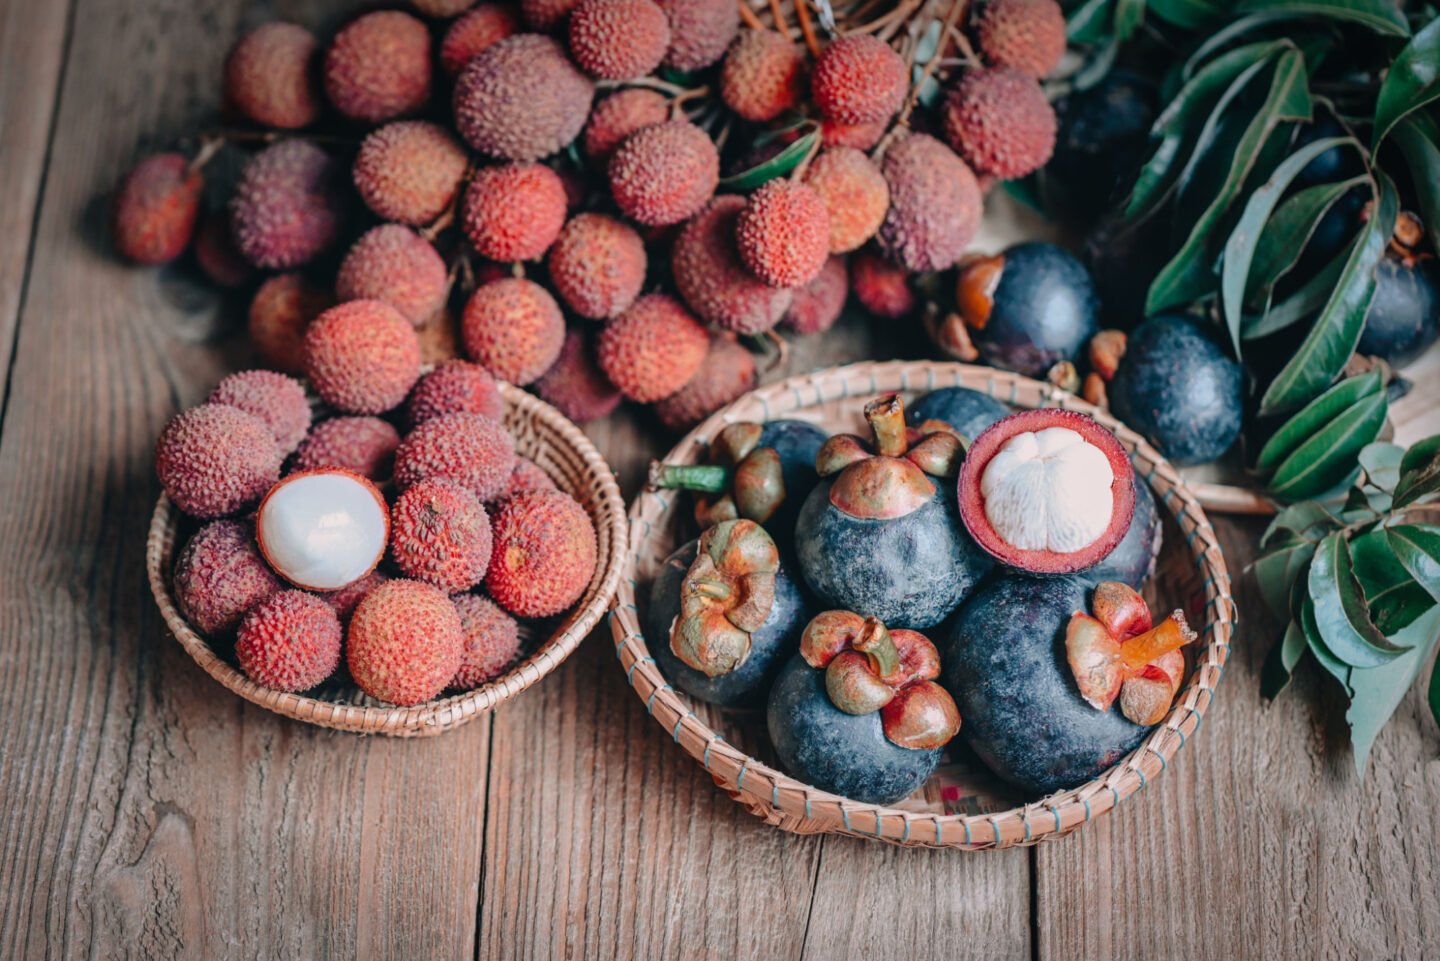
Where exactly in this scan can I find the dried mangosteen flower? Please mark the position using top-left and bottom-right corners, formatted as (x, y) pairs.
(814, 394), (964, 521)
(1065, 581), (1196, 723)
(1088, 329), (1128, 382)
(670, 519), (780, 677)
(648, 422), (788, 527)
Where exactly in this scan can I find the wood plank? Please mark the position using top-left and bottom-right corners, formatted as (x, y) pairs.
(0, 1), (490, 958)
(1035, 515), (1440, 961)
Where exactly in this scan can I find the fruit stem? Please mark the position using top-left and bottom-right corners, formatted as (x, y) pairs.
(689, 577), (732, 602)
(648, 461), (731, 494)
(1119, 612), (1197, 671)
(865, 394), (909, 457)
(854, 616), (901, 680)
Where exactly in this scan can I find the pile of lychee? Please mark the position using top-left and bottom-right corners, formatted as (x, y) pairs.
(157, 364), (598, 707)
(111, 0), (1066, 436)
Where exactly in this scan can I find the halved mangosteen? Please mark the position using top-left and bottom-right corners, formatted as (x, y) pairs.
(957, 408), (1136, 575)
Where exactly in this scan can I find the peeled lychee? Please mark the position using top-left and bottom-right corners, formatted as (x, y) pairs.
(462, 162), (568, 262)
(236, 590), (343, 692)
(173, 519), (283, 636)
(347, 579), (465, 705)
(394, 411), (518, 501)
(608, 121), (719, 226)
(224, 22), (321, 129)
(460, 278), (566, 385)
(596, 293), (709, 402)
(451, 593), (523, 689)
(324, 10), (433, 122)
(209, 369), (312, 456)
(111, 153), (203, 265)
(304, 300), (422, 414)
(353, 121), (469, 226)
(256, 468), (390, 591)
(156, 404), (282, 519)
(486, 490), (597, 617)
(454, 34), (595, 161)
(336, 225), (449, 326)
(390, 478), (494, 591)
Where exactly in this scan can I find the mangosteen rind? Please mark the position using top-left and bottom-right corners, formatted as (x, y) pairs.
(1078, 474), (1161, 588)
(963, 243), (1100, 378)
(1357, 257), (1440, 367)
(906, 386), (1011, 443)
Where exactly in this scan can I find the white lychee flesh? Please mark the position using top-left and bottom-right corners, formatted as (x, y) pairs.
(979, 427), (1114, 553)
(256, 470), (388, 591)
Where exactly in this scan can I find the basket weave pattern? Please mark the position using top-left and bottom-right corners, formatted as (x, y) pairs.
(148, 383), (627, 736)
(611, 361), (1236, 848)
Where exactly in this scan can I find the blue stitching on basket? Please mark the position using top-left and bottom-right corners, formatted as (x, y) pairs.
(671, 712), (693, 741)
(737, 762), (748, 790)
(1154, 747), (1167, 774)
(1110, 785), (1121, 809)
(964, 819), (972, 844)
(1050, 806), (1061, 833)
(989, 816), (1002, 846)
(842, 808), (853, 832)
(771, 782), (780, 806)
(759, 395), (772, 418)
(645, 685), (671, 714)
(1145, 462), (1159, 482)
(703, 740), (714, 769)
(1023, 818), (1031, 842)
(1135, 766), (1147, 791)
(805, 796), (813, 819)
(1186, 526), (1200, 547)
(1082, 798), (1092, 821)
(939, 820), (946, 845)
(627, 656), (654, 683)
(901, 818), (911, 843)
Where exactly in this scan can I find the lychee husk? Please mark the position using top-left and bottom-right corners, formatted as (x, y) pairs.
(670, 519), (781, 677)
(647, 422), (786, 527)
(817, 395), (963, 520)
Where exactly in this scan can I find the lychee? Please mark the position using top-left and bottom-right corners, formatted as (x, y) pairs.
(407, 359), (505, 427)
(293, 416), (401, 481)
(942, 66), (1057, 180)
(414, 0), (479, 16)
(783, 255), (848, 335)
(721, 30), (806, 122)
(596, 293), (709, 402)
(111, 153), (203, 265)
(608, 121), (719, 226)
(441, 3), (523, 75)
(567, 0), (671, 80)
(653, 335), (757, 433)
(236, 590), (343, 692)
(672, 195), (792, 334)
(462, 162), (568, 262)
(224, 22), (321, 129)
(454, 34), (595, 161)
(451, 593), (522, 689)
(804, 146), (889, 254)
(173, 519), (283, 636)
(256, 468), (390, 591)
(336, 225), (449, 326)
(533, 328), (622, 423)
(303, 300), (422, 414)
(323, 10), (432, 123)
(209, 369), (312, 456)
(249, 273), (332, 376)
(521, 0), (581, 29)
(494, 457), (558, 502)
(486, 490), (597, 617)
(878, 132), (982, 271)
(417, 309), (464, 365)
(811, 35), (907, 124)
(582, 88), (669, 163)
(394, 412), (518, 501)
(851, 249), (916, 318)
(390, 478), (494, 591)
(193, 212), (255, 288)
(354, 121), (469, 226)
(546, 213), (646, 319)
(820, 118), (886, 150)
(735, 178), (830, 288)
(972, 0), (1066, 80)
(230, 140), (344, 269)
(323, 569), (390, 624)
(347, 579), (465, 705)
(654, 0), (737, 71)
(155, 403), (282, 519)
(460, 278), (566, 385)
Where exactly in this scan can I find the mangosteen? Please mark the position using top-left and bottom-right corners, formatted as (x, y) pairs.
(1107, 314), (1244, 466)
(767, 611), (960, 805)
(1292, 113), (1366, 189)
(906, 386), (1011, 443)
(1084, 214), (1172, 330)
(941, 573), (1148, 795)
(1079, 474), (1161, 588)
(953, 242), (1100, 378)
(794, 395), (992, 630)
(1356, 256), (1439, 367)
(645, 520), (809, 708)
(1044, 70), (1159, 226)
(956, 408), (1138, 576)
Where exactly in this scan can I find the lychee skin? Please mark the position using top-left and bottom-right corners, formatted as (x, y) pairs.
(486, 490), (598, 617)
(546, 213), (647, 320)
(224, 22), (321, 129)
(174, 519), (283, 636)
(414, 0), (479, 17)
(653, 336), (757, 433)
(943, 66), (1057, 180)
(608, 121), (719, 227)
(655, 0), (738, 71)
(156, 404), (282, 519)
(440, 3), (523, 76)
(111, 153), (203, 265)
(533, 328), (623, 423)
(454, 34), (595, 161)
(820, 118), (887, 151)
(582, 88), (669, 163)
(811, 35), (907, 124)
(417, 310), (464, 366)
(390, 478), (494, 592)
(236, 590), (343, 692)
(494, 457), (558, 502)
(851, 249), (917, 318)
(973, 0), (1066, 80)
(209, 369), (312, 456)
(323, 569), (390, 624)
(451, 593), (522, 689)
(783, 255), (848, 335)
(336, 225), (449, 326)
(347, 579), (465, 706)
(460, 278), (566, 386)
(521, 0), (581, 29)
(354, 121), (469, 226)
(462, 163), (568, 262)
(323, 10), (433, 123)
(293, 416), (402, 481)
(720, 30), (806, 122)
(193, 213), (255, 288)
(567, 0), (671, 80)
(804, 147), (890, 254)
(673, 196), (792, 335)
(597, 294), (709, 402)
(407, 360), (506, 428)
(736, 179), (831, 288)
(394, 412), (518, 502)
(303, 300), (422, 415)
(249, 274), (333, 376)
(230, 140), (345, 270)
(879, 132), (983, 272)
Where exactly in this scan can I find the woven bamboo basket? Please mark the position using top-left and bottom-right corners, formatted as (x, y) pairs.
(612, 361), (1235, 848)
(148, 383), (627, 737)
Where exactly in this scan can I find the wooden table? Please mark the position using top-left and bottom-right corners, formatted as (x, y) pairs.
(2, 2), (1438, 958)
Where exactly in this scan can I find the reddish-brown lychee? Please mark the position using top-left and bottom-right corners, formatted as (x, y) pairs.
(323, 569), (390, 624)
(735, 178), (830, 288)
(441, 3), (523, 75)
(237, 590), (343, 691)
(414, 0), (478, 16)
(462, 163), (568, 262)
(486, 490), (597, 616)
(336, 225), (449, 326)
(533, 328), (622, 423)
(408, 360), (505, 427)
(493, 457), (558, 502)
(521, 0), (581, 29)
(324, 10), (432, 122)
(878, 132), (982, 271)
(672, 195), (792, 334)
(293, 416), (402, 481)
(390, 478), (494, 591)
(608, 121), (719, 226)
(174, 519), (283, 636)
(209, 369), (312, 456)
(582, 88), (669, 163)
(224, 22), (321, 129)
(249, 273), (333, 376)
(546, 213), (646, 319)
(417, 309), (464, 365)
(354, 121), (469, 226)
(193, 212), (255, 288)
(804, 147), (889, 254)
(451, 593), (522, 689)
(156, 404), (282, 519)
(454, 34), (595, 161)
(851, 249), (917, 318)
(811, 35), (907, 124)
(460, 278), (566, 385)
(596, 293), (708, 402)
(653, 335), (757, 433)
(347, 579), (464, 705)
(111, 153), (203, 265)
(567, 0), (671, 80)
(655, 0), (737, 71)
(973, 0), (1066, 80)
(820, 118), (886, 151)
(303, 300), (422, 414)
(942, 66), (1057, 180)
(720, 30), (805, 122)
(230, 140), (344, 269)
(394, 412), (518, 501)
(783, 255), (848, 335)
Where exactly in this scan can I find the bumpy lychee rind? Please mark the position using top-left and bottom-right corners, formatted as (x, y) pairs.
(394, 411), (518, 501)
(783, 255), (848, 335)
(323, 569), (390, 624)
(293, 416), (402, 481)
(486, 490), (598, 617)
(249, 273), (332, 376)
(811, 35), (907, 124)
(596, 293), (709, 402)
(494, 457), (558, 502)
(736, 179), (830, 288)
(943, 66), (1057, 180)
(653, 336), (757, 433)
(521, 0), (581, 29)
(567, 0), (671, 80)
(209, 369), (312, 456)
(347, 579), (465, 705)
(582, 88), (669, 163)
(533, 328), (623, 423)
(440, 3), (522, 76)
(547, 213), (646, 319)
(390, 478), (494, 592)
(224, 22), (321, 129)
(820, 118), (887, 151)
(973, 0), (1066, 80)
(804, 147), (889, 254)
(174, 519), (283, 636)
(608, 121), (719, 226)
(193, 213), (255, 288)
(337, 226), (449, 327)
(303, 300), (422, 414)
(460, 278), (566, 386)
(230, 140), (344, 269)
(851, 249), (916, 318)
(414, 0), (479, 17)
(323, 10), (433, 122)
(655, 0), (737, 71)
(451, 593), (523, 689)
(878, 133), (982, 272)
(112, 154), (203, 265)
(721, 30), (806, 122)
(407, 360), (505, 427)
(354, 121), (469, 226)
(156, 404), (282, 519)
(673, 196), (792, 334)
(462, 163), (568, 262)
(236, 590), (343, 692)
(454, 34), (595, 161)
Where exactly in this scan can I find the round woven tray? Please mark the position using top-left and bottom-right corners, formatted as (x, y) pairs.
(148, 383), (627, 737)
(612, 361), (1235, 848)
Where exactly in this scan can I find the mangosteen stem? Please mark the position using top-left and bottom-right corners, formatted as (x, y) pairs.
(648, 461), (731, 494)
(854, 616), (901, 679)
(689, 578), (732, 602)
(865, 395), (909, 458)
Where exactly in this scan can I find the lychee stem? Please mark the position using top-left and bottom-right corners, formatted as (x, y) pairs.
(648, 461), (730, 494)
(864, 394), (909, 457)
(854, 616), (901, 680)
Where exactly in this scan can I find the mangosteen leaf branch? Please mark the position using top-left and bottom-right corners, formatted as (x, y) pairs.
(1351, 529), (1428, 634)
(1371, 18), (1440, 148)
(1242, 174), (1367, 310)
(1147, 0), (1226, 31)
(1241, 233), (1357, 340)
(1067, 0), (1114, 45)
(1113, 0), (1147, 43)
(1357, 442), (1405, 494)
(1301, 595), (1355, 693)
(1258, 172), (1396, 415)
(1309, 532), (1411, 668)
(1261, 619), (1308, 698)
(718, 131), (819, 191)
(1253, 539), (1318, 619)
(1180, 13), (1294, 83)
(1345, 605), (1440, 777)
(1386, 524), (1440, 602)
(1391, 118), (1440, 253)
(1267, 390), (1387, 502)
(1234, 0), (1410, 38)
(1255, 369), (1382, 474)
(1430, 656), (1440, 741)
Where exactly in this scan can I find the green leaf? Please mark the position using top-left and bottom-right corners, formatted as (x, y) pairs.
(1255, 369), (1383, 473)
(1262, 619), (1308, 698)
(718, 131), (818, 191)
(1309, 532), (1411, 668)
(1372, 583), (1434, 635)
(1301, 596), (1354, 693)
(1268, 390), (1388, 501)
(1351, 528), (1428, 633)
(1253, 540), (1318, 618)
(1243, 175), (1367, 309)
(1113, 0), (1147, 42)
(1148, 0), (1226, 29)
(1235, 0), (1410, 36)
(1242, 233), (1358, 340)
(1392, 119), (1440, 253)
(1262, 500), (1342, 547)
(1372, 18), (1440, 147)
(1181, 12), (1292, 81)
(1394, 435), (1440, 508)
(1259, 173), (1397, 415)
(1220, 136), (1350, 354)
(1387, 524), (1440, 602)
(1398, 434), (1440, 480)
(1430, 656), (1440, 741)
(1346, 605), (1440, 777)
(1358, 442), (1405, 493)
(1068, 0), (1113, 43)
(1147, 49), (1313, 315)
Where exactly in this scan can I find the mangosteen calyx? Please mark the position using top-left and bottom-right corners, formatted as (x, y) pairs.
(648, 422), (787, 526)
(815, 395), (964, 520)
(671, 519), (781, 677)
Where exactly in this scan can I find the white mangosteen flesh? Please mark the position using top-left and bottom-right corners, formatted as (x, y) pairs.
(256, 471), (387, 591)
(979, 427), (1114, 553)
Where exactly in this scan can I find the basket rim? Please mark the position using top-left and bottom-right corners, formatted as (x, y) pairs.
(610, 360), (1236, 848)
(147, 382), (629, 737)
